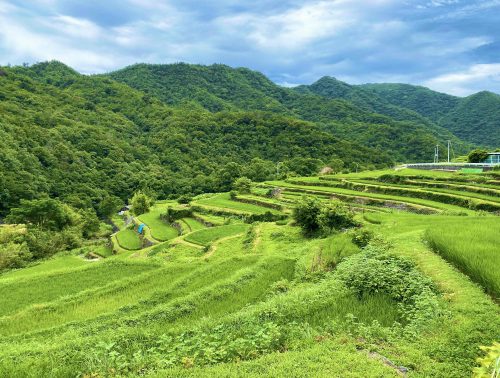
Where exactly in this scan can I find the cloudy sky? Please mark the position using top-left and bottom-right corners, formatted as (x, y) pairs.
(0, 0), (499, 96)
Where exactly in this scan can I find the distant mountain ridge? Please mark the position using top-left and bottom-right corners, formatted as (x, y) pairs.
(1, 59), (497, 217)
(105, 62), (471, 160)
(300, 78), (499, 148)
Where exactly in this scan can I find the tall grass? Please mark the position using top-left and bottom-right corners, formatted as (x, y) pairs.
(138, 209), (178, 241)
(184, 224), (249, 246)
(425, 218), (500, 298)
(115, 228), (142, 250)
(194, 193), (281, 214)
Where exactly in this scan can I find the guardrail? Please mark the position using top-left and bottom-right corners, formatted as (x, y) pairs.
(403, 163), (499, 171)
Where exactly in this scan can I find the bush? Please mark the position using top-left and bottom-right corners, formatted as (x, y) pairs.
(468, 149), (489, 163)
(317, 201), (358, 233)
(350, 228), (374, 248)
(130, 191), (152, 216)
(177, 194), (193, 204)
(233, 177), (252, 194)
(292, 196), (322, 233)
(335, 244), (442, 335)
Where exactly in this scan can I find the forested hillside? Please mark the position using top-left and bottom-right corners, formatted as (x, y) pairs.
(0, 62), (390, 216)
(1, 60), (497, 218)
(439, 91), (500, 147)
(360, 83), (500, 147)
(107, 63), (469, 159)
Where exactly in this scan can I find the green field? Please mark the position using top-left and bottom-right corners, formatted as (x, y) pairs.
(115, 228), (142, 250)
(137, 205), (179, 241)
(425, 217), (500, 298)
(184, 224), (250, 246)
(0, 168), (499, 377)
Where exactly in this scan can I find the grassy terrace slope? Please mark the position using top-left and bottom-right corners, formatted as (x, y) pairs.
(0, 168), (498, 377)
(266, 180), (471, 213)
(193, 193), (283, 215)
(137, 202), (179, 242)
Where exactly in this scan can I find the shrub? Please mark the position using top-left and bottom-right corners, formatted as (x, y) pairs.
(317, 201), (358, 233)
(177, 194), (193, 204)
(335, 244), (441, 334)
(468, 149), (489, 163)
(130, 191), (152, 216)
(350, 228), (374, 248)
(292, 196), (322, 233)
(233, 177), (252, 194)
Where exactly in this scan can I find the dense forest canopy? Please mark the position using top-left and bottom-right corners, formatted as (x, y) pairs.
(0, 62), (391, 217)
(0, 60), (497, 219)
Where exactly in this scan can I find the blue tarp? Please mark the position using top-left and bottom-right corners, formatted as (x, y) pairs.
(138, 223), (145, 234)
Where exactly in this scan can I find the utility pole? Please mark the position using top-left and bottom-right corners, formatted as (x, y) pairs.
(434, 144), (439, 163)
(447, 140), (450, 163)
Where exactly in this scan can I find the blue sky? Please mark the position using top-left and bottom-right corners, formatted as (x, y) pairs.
(0, 0), (499, 96)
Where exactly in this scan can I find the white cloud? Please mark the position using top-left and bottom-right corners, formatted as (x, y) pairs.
(47, 15), (103, 39)
(424, 63), (500, 95)
(0, 12), (118, 72)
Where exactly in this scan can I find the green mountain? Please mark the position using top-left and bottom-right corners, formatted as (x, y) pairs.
(107, 63), (468, 161)
(0, 61), (391, 216)
(2, 60), (496, 216)
(359, 83), (500, 147)
(439, 91), (500, 147)
(360, 82), (460, 123)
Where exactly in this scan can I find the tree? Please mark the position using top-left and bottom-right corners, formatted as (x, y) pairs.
(317, 201), (358, 233)
(293, 196), (322, 234)
(243, 158), (275, 182)
(78, 209), (100, 238)
(6, 199), (74, 231)
(468, 149), (489, 163)
(328, 158), (344, 173)
(98, 195), (123, 219)
(130, 191), (152, 215)
(177, 194), (193, 204)
(233, 177), (252, 194)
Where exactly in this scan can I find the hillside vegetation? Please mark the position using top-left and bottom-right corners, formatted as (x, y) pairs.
(360, 83), (500, 147)
(0, 168), (498, 377)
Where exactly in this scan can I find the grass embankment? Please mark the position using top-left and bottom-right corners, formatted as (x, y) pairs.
(194, 193), (282, 215)
(425, 217), (500, 299)
(267, 180), (471, 213)
(115, 228), (142, 250)
(185, 224), (250, 246)
(137, 205), (179, 241)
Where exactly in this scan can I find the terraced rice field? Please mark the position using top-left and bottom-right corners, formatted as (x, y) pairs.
(425, 217), (500, 298)
(1, 168), (498, 377)
(180, 217), (206, 232)
(115, 228), (142, 250)
(193, 193), (283, 215)
(184, 224), (249, 246)
(137, 204), (179, 241)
